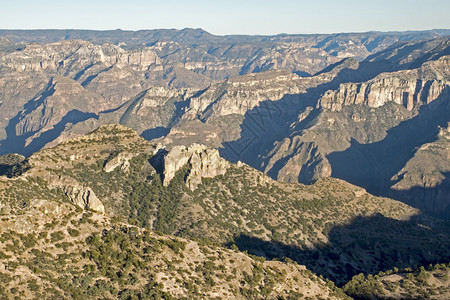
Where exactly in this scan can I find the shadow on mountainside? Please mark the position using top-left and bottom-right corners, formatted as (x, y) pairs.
(219, 58), (401, 172)
(327, 89), (450, 214)
(141, 126), (171, 141)
(390, 173), (450, 219)
(219, 93), (313, 167)
(229, 214), (450, 286)
(0, 109), (97, 157)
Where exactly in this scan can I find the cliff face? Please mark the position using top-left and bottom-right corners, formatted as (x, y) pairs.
(186, 70), (308, 120)
(0, 40), (161, 73)
(318, 56), (450, 111)
(159, 144), (230, 190)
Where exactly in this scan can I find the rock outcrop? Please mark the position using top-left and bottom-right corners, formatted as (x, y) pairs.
(318, 77), (449, 111)
(160, 144), (230, 190)
(64, 185), (104, 213)
(103, 151), (136, 173)
(318, 56), (450, 111)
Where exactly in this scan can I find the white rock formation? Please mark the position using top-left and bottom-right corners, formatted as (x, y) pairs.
(162, 144), (230, 190)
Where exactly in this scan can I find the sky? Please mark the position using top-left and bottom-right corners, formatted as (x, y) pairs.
(1, 0), (449, 35)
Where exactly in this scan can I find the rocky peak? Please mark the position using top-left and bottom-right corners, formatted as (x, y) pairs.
(154, 144), (230, 190)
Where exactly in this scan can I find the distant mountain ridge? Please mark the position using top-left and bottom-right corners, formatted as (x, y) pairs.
(1, 28), (449, 78)
(1, 28), (449, 46)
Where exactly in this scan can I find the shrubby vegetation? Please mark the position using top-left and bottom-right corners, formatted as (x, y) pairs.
(1, 125), (448, 298)
(343, 263), (450, 299)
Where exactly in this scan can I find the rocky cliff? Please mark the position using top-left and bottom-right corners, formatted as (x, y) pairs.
(186, 70), (308, 120)
(158, 144), (230, 190)
(318, 56), (450, 111)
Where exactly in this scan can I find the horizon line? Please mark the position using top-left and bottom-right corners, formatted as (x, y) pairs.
(0, 27), (449, 37)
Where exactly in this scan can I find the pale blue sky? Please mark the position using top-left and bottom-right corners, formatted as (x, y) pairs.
(1, 0), (449, 35)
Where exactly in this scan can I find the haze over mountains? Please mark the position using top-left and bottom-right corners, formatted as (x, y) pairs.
(0, 28), (449, 298)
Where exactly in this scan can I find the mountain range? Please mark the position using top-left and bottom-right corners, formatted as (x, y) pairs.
(0, 28), (449, 298)
(0, 29), (448, 216)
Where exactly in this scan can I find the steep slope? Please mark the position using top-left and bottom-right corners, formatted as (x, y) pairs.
(0, 196), (345, 299)
(244, 39), (450, 216)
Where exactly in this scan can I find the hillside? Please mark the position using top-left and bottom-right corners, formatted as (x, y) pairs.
(343, 263), (450, 299)
(2, 124), (448, 288)
(0, 124), (354, 299)
(0, 203), (346, 299)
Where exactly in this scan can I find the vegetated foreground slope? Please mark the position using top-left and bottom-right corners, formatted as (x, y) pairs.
(1, 124), (448, 295)
(0, 203), (348, 299)
(343, 263), (450, 299)
(0, 125), (350, 299)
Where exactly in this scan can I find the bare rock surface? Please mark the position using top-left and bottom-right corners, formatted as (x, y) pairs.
(161, 144), (230, 190)
(64, 185), (104, 213)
